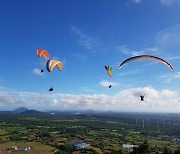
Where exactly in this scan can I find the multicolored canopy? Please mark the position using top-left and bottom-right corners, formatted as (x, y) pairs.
(105, 65), (113, 77)
(119, 55), (174, 72)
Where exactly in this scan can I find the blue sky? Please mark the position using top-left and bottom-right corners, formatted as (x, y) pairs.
(0, 0), (180, 112)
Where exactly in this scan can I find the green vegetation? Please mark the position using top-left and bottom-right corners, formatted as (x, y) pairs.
(0, 141), (55, 154)
(0, 112), (179, 153)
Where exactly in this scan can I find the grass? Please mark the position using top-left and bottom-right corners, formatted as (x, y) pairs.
(148, 138), (180, 152)
(87, 145), (103, 153)
(0, 129), (8, 136)
(0, 141), (55, 154)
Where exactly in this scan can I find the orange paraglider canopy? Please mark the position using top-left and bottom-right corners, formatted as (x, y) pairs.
(37, 49), (49, 61)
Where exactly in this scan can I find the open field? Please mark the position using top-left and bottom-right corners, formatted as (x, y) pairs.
(0, 141), (55, 154)
(0, 111), (180, 153)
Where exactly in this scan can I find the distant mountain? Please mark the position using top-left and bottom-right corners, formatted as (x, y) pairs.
(0, 111), (14, 115)
(20, 110), (47, 116)
(13, 107), (28, 113)
(45, 110), (63, 113)
(83, 109), (96, 113)
(0, 108), (49, 116)
(46, 109), (97, 114)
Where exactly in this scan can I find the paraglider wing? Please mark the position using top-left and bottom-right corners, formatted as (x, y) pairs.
(119, 55), (174, 72)
(46, 59), (63, 72)
(105, 65), (113, 77)
(37, 49), (49, 61)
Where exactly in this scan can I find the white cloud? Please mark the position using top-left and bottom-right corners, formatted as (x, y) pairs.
(52, 98), (59, 105)
(160, 72), (180, 83)
(131, 0), (180, 6)
(0, 91), (51, 106)
(132, 0), (141, 4)
(118, 25), (180, 62)
(145, 46), (158, 52)
(82, 87), (94, 92)
(99, 80), (118, 87)
(59, 87), (180, 112)
(117, 45), (143, 56)
(60, 94), (114, 108)
(0, 93), (24, 105)
(33, 68), (43, 76)
(160, 0), (173, 6)
(156, 25), (180, 49)
(0, 87), (180, 112)
(160, 0), (180, 6)
(70, 26), (101, 51)
(26, 95), (50, 105)
(166, 56), (180, 61)
(117, 45), (158, 56)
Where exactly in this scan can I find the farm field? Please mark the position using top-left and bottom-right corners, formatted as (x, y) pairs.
(0, 111), (180, 153)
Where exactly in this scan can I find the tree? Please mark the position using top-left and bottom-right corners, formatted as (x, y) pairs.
(174, 147), (180, 154)
(162, 147), (172, 154)
(111, 149), (123, 154)
(131, 139), (150, 154)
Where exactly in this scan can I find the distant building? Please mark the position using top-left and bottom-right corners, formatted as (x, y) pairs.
(18, 130), (27, 134)
(122, 144), (138, 149)
(172, 138), (180, 142)
(19, 147), (28, 151)
(11, 146), (31, 151)
(11, 146), (18, 151)
(72, 141), (90, 149)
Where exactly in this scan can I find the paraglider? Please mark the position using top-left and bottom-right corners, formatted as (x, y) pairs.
(105, 65), (113, 77)
(46, 59), (63, 72)
(37, 49), (49, 61)
(119, 55), (174, 100)
(36, 49), (63, 92)
(46, 59), (63, 92)
(119, 55), (174, 72)
(36, 49), (49, 75)
(105, 65), (113, 88)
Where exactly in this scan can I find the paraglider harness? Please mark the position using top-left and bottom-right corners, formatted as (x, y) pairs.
(140, 94), (144, 101)
(49, 87), (54, 92)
